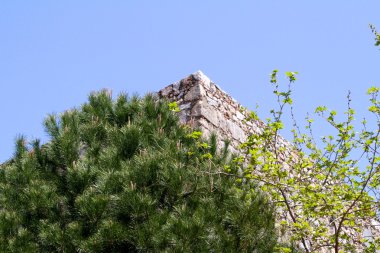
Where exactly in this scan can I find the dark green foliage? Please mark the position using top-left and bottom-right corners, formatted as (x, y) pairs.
(0, 90), (278, 252)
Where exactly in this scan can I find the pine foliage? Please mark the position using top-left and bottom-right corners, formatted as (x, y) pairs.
(0, 90), (277, 252)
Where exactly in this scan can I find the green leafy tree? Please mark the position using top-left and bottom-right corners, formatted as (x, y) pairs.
(236, 70), (380, 252)
(0, 91), (278, 252)
(370, 24), (380, 47)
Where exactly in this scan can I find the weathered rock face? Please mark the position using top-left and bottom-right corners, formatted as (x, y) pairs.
(158, 71), (294, 158)
(158, 71), (265, 154)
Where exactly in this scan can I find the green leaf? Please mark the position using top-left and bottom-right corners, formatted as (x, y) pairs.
(186, 130), (202, 139)
(168, 101), (180, 112)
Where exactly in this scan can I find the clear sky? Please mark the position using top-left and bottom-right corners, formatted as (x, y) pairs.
(1, 1), (379, 162)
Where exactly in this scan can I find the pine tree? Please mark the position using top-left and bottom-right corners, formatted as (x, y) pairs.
(0, 90), (278, 252)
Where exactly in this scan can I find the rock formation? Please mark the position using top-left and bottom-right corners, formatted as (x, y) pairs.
(158, 71), (253, 154)
(158, 70), (294, 158)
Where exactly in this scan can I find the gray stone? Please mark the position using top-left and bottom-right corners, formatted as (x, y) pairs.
(191, 101), (203, 117)
(178, 112), (188, 123)
(172, 82), (180, 92)
(226, 120), (246, 142)
(184, 84), (206, 101)
(179, 102), (191, 110)
(160, 85), (172, 97)
(236, 111), (245, 121)
(201, 105), (220, 127)
(192, 70), (211, 89)
(206, 96), (219, 107)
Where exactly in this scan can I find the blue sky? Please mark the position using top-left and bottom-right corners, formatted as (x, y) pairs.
(1, 1), (379, 162)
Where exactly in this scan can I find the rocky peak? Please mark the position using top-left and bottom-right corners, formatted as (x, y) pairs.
(158, 71), (267, 154)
